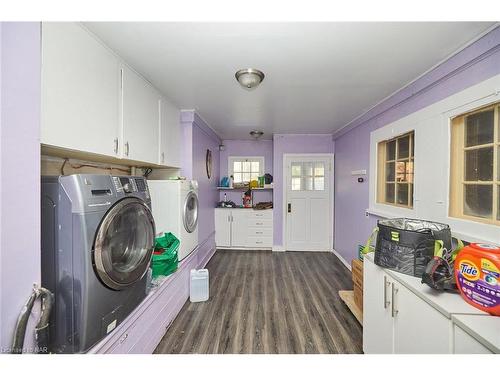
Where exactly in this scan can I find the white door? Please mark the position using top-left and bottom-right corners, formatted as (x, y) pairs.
(121, 65), (160, 164)
(41, 23), (120, 157)
(285, 154), (333, 251)
(159, 98), (181, 167)
(363, 257), (394, 354)
(215, 209), (231, 247)
(393, 279), (451, 354)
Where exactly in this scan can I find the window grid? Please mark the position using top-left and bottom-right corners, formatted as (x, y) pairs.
(377, 131), (414, 208)
(291, 162), (325, 191)
(229, 157), (264, 184)
(450, 103), (499, 226)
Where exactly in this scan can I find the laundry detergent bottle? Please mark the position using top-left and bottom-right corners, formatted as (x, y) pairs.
(454, 243), (500, 316)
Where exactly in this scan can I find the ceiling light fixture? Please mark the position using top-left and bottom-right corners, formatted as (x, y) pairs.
(250, 130), (264, 140)
(235, 68), (265, 89)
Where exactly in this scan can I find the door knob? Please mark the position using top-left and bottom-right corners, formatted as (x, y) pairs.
(287, 203), (292, 213)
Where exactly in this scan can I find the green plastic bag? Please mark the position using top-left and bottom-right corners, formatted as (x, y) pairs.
(151, 233), (180, 278)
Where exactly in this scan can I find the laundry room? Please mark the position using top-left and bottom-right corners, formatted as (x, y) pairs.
(0, 2), (500, 373)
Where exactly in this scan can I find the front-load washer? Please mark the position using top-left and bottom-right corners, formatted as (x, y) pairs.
(148, 180), (199, 261)
(41, 174), (156, 353)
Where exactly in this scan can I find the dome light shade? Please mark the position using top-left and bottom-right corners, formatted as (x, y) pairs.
(250, 130), (264, 139)
(235, 68), (265, 89)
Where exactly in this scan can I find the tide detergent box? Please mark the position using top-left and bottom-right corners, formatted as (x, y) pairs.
(455, 243), (500, 316)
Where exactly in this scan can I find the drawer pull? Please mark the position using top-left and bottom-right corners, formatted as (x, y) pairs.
(256, 222), (263, 226)
(255, 231), (263, 234)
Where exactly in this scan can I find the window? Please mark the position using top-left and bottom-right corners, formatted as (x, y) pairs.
(290, 161), (325, 191)
(377, 131), (414, 208)
(450, 103), (499, 226)
(229, 157), (264, 183)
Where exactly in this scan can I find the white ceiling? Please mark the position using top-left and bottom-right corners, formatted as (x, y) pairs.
(85, 22), (494, 140)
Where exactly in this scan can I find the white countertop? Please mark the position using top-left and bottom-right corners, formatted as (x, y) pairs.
(364, 252), (487, 318)
(452, 314), (500, 353)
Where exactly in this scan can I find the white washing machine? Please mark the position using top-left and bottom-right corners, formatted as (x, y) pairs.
(148, 180), (199, 261)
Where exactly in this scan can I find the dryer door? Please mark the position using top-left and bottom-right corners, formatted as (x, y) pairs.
(183, 191), (199, 233)
(94, 197), (155, 290)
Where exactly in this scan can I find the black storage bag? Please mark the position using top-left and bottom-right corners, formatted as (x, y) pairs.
(374, 218), (452, 277)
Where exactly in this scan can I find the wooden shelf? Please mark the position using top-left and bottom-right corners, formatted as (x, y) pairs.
(339, 290), (363, 325)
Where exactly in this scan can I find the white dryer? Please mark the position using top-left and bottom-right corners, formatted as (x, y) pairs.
(148, 180), (199, 261)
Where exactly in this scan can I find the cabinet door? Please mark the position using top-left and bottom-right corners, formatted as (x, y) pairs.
(121, 66), (160, 164)
(363, 257), (394, 354)
(215, 210), (231, 247)
(230, 210), (248, 247)
(453, 325), (493, 354)
(393, 280), (451, 354)
(159, 98), (181, 168)
(41, 23), (120, 157)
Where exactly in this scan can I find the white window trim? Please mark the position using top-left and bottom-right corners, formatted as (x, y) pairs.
(368, 73), (500, 245)
(228, 156), (265, 181)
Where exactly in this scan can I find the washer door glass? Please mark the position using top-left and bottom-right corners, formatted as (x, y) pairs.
(94, 198), (155, 290)
(183, 191), (199, 233)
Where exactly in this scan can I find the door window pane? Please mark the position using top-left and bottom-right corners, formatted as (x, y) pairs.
(304, 177), (313, 191)
(291, 177), (301, 191)
(314, 163), (325, 177)
(385, 183), (395, 203)
(466, 110), (494, 146)
(465, 147), (493, 181)
(396, 183), (409, 206)
(314, 177), (324, 191)
(291, 163), (301, 177)
(397, 135), (410, 159)
(386, 141), (396, 161)
(464, 184), (492, 218)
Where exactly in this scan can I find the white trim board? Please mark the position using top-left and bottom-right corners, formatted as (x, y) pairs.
(368, 73), (500, 245)
(333, 249), (352, 272)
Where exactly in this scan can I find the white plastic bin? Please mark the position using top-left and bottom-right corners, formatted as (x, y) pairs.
(190, 269), (209, 302)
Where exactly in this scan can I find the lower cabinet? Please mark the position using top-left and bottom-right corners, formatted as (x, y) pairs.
(363, 255), (451, 354)
(215, 208), (273, 249)
(453, 325), (493, 354)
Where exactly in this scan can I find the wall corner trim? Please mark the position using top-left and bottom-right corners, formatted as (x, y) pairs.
(333, 249), (352, 272)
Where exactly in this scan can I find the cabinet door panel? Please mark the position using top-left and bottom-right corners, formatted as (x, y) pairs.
(393, 280), (451, 354)
(215, 210), (231, 247)
(363, 257), (394, 354)
(231, 210), (248, 247)
(453, 325), (493, 354)
(42, 23), (120, 157)
(121, 66), (159, 164)
(159, 98), (181, 168)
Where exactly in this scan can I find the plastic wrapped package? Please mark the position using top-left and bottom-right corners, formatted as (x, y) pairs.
(374, 218), (452, 277)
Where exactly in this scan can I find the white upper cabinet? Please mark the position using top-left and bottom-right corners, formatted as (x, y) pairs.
(41, 23), (120, 157)
(159, 98), (181, 168)
(121, 65), (160, 164)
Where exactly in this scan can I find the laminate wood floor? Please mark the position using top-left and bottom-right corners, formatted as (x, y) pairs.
(154, 250), (363, 354)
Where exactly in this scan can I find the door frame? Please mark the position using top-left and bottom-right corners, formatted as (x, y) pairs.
(282, 153), (335, 252)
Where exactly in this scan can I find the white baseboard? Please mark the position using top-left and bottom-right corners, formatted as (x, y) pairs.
(272, 245), (285, 252)
(333, 249), (352, 272)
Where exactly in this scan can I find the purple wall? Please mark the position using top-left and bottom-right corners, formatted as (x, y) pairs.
(273, 134), (335, 247)
(0, 22), (41, 351)
(219, 139), (273, 204)
(334, 26), (500, 265)
(181, 111), (221, 250)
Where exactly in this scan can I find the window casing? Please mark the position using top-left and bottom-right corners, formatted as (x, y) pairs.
(228, 157), (264, 184)
(377, 131), (414, 208)
(450, 102), (500, 226)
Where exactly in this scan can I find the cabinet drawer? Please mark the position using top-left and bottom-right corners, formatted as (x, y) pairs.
(246, 236), (273, 247)
(247, 227), (273, 237)
(247, 210), (273, 220)
(247, 219), (273, 228)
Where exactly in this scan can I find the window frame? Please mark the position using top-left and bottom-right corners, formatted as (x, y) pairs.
(228, 156), (265, 184)
(376, 131), (415, 209)
(449, 102), (500, 227)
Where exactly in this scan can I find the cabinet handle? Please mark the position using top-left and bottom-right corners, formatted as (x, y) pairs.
(256, 241), (263, 244)
(256, 222), (263, 226)
(256, 231), (263, 234)
(228, 215), (230, 222)
(161, 152), (165, 164)
(383, 276), (390, 309)
(391, 283), (398, 317)
(114, 138), (119, 154)
(125, 141), (130, 156)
